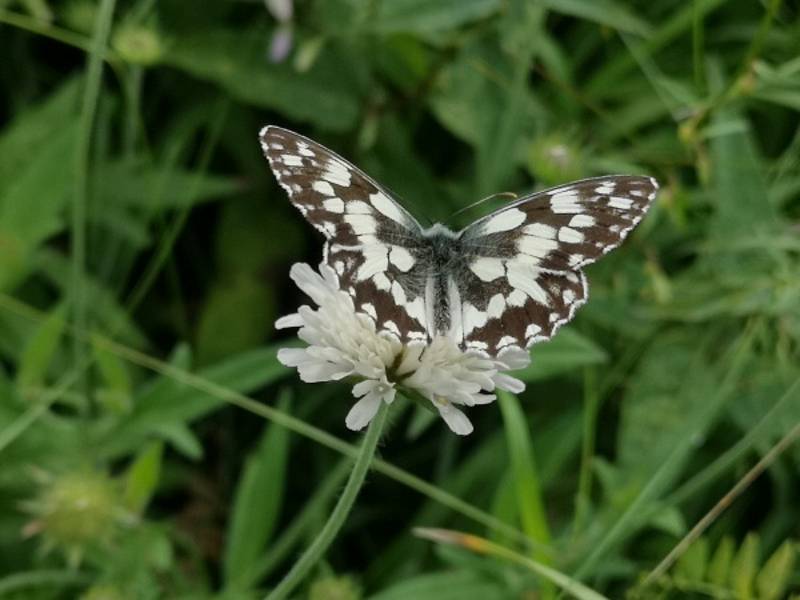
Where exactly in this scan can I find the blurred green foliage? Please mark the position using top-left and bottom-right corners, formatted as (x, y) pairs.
(0, 0), (799, 598)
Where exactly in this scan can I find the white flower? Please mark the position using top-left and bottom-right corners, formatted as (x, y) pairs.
(277, 263), (529, 435)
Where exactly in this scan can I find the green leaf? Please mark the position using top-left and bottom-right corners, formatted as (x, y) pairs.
(539, 0), (652, 36)
(163, 30), (360, 131)
(368, 570), (506, 600)
(707, 536), (735, 588)
(92, 337), (133, 414)
(223, 390), (292, 588)
(16, 305), (66, 393)
(123, 440), (164, 514)
(675, 537), (709, 583)
(617, 333), (716, 477)
(195, 274), (276, 366)
(0, 77), (80, 200)
(513, 329), (607, 382)
(372, 0), (501, 34)
(94, 159), (242, 209)
(100, 344), (289, 458)
(0, 122), (79, 290)
(497, 391), (551, 563)
(709, 111), (777, 240)
(756, 540), (795, 600)
(731, 532), (760, 599)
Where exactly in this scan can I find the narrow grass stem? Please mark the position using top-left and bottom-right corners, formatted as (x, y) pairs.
(573, 367), (599, 537)
(264, 402), (390, 600)
(641, 420), (800, 588)
(72, 0), (117, 405)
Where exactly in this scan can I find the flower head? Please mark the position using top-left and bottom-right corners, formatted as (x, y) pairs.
(277, 263), (529, 435)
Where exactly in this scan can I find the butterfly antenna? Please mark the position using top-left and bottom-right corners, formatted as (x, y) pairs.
(445, 191), (518, 224)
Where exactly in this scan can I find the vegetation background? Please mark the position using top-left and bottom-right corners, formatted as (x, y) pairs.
(0, 0), (799, 598)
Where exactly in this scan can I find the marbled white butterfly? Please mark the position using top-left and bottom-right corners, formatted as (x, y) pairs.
(261, 126), (658, 356)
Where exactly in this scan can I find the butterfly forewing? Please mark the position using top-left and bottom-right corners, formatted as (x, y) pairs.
(455, 176), (658, 352)
(260, 126), (431, 344)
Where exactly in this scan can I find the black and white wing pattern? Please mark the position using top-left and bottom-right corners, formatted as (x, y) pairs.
(260, 126), (431, 344)
(455, 176), (658, 354)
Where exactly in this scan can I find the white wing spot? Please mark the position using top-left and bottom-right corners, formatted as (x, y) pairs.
(568, 254), (585, 267)
(550, 192), (582, 213)
(487, 294), (506, 319)
(563, 288), (576, 304)
(525, 323), (542, 338)
(595, 184), (614, 195)
(391, 282), (408, 308)
(558, 226), (584, 243)
(282, 154), (303, 167)
(569, 214), (595, 228)
(518, 235), (558, 258)
(269, 143), (284, 150)
(405, 296), (427, 329)
(296, 143), (315, 157)
(462, 303), (488, 336)
(356, 244), (388, 281)
(344, 213), (376, 235)
(383, 320), (401, 337)
(507, 262), (549, 305)
(389, 246), (414, 271)
(319, 221), (336, 236)
(322, 160), (352, 186)
(373, 272), (391, 290)
(523, 223), (556, 238)
(369, 192), (406, 224)
(346, 200), (371, 214)
(361, 303), (377, 319)
(507, 289), (527, 307)
(470, 257), (505, 282)
(482, 208), (526, 234)
(313, 180), (336, 196)
(322, 198), (344, 213)
(608, 196), (634, 210)
(497, 335), (518, 349)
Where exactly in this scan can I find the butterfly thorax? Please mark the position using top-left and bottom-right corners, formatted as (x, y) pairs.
(419, 224), (474, 336)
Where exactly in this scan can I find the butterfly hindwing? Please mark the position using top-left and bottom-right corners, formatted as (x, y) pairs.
(260, 126), (430, 343)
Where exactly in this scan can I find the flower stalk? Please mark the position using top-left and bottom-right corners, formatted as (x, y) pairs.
(264, 401), (390, 600)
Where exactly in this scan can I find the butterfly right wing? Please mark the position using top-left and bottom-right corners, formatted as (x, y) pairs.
(453, 175), (658, 354)
(260, 126), (431, 344)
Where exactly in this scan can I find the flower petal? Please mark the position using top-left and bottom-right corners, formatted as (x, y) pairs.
(493, 372), (526, 394)
(436, 402), (473, 436)
(352, 379), (376, 398)
(275, 313), (303, 329)
(345, 392), (382, 431)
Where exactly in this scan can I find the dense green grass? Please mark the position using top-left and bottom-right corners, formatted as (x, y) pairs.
(1, 0), (799, 598)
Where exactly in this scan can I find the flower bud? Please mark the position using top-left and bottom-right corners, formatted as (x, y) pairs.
(112, 24), (163, 66)
(527, 133), (584, 185)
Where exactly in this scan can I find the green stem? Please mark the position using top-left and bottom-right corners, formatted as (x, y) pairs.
(73, 0), (117, 406)
(573, 367), (598, 537)
(264, 402), (390, 600)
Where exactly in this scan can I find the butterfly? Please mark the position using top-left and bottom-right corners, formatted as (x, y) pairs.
(260, 126), (658, 356)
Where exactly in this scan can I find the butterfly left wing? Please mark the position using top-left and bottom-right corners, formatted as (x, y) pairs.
(454, 175), (658, 354)
(260, 126), (431, 344)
